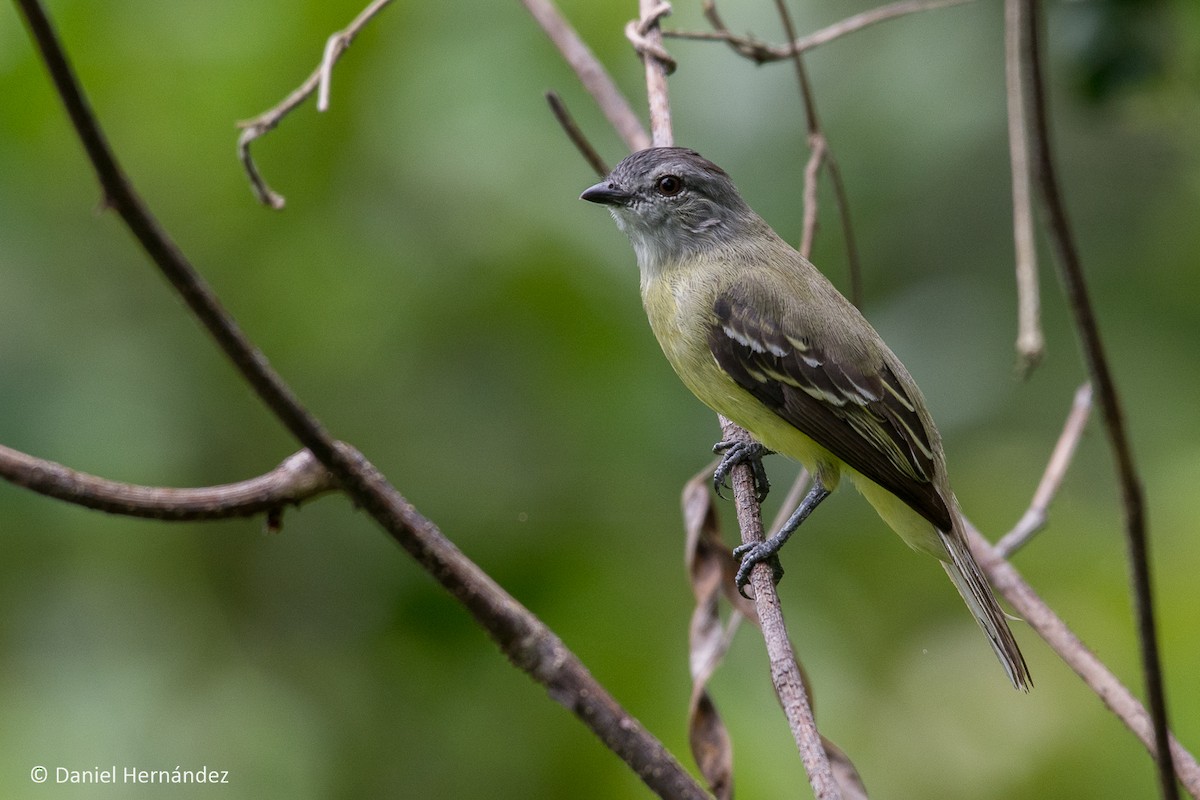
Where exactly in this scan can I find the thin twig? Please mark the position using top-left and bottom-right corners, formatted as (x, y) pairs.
(13, 4), (709, 797)
(0, 445), (335, 521)
(674, 0), (971, 64)
(994, 383), (1092, 558)
(522, 0), (650, 152)
(1004, 0), (1045, 375)
(545, 90), (609, 177)
(1023, 1), (1176, 797)
(235, 0), (395, 208)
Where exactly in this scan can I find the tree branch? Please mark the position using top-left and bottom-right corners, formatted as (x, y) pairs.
(1023, 2), (1177, 797)
(0, 445), (335, 521)
(235, 0), (396, 208)
(12, 3), (708, 797)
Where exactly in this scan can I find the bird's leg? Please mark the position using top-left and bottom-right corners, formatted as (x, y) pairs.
(712, 439), (773, 502)
(732, 477), (830, 598)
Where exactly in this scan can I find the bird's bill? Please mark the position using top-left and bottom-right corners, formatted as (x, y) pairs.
(580, 182), (631, 206)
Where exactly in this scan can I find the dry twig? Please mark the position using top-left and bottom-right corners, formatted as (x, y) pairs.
(236, 0), (396, 208)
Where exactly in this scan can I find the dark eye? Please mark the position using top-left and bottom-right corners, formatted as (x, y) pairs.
(656, 174), (683, 196)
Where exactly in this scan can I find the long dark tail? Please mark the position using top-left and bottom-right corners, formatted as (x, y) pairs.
(938, 525), (1032, 691)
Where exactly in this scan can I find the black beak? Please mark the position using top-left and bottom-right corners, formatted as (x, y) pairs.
(580, 181), (630, 206)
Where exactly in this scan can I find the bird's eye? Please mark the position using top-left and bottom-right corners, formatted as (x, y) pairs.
(656, 175), (683, 196)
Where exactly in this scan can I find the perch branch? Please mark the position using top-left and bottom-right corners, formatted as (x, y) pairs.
(1023, 2), (1176, 797)
(719, 422), (841, 799)
(13, 3), (709, 797)
(235, 0), (396, 208)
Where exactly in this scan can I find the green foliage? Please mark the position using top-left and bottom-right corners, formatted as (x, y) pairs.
(1, 1), (1197, 797)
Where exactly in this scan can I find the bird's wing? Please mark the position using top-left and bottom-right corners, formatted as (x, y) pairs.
(709, 287), (952, 530)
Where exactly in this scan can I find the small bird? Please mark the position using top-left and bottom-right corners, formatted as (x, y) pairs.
(581, 147), (1030, 690)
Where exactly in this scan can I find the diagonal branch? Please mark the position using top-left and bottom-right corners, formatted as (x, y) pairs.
(1023, 2), (1176, 797)
(0, 444), (335, 521)
(12, 3), (708, 797)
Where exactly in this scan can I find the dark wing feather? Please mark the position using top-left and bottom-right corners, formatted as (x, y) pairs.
(711, 291), (952, 530)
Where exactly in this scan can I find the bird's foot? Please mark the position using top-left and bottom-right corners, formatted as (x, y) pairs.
(732, 537), (786, 599)
(712, 439), (771, 502)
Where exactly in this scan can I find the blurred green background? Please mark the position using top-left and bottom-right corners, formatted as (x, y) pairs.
(2, 0), (1197, 797)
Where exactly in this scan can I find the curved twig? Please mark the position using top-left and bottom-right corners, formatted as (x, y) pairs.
(0, 445), (335, 520)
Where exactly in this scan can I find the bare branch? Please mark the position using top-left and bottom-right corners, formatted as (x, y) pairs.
(0, 445), (335, 521)
(235, 0), (396, 208)
(673, 0), (972, 64)
(13, 4), (709, 796)
(522, 0), (650, 152)
(994, 383), (1092, 558)
(1022, 2), (1177, 796)
(545, 91), (609, 177)
(1004, 0), (1045, 374)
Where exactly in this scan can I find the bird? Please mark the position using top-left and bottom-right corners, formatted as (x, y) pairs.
(581, 146), (1030, 690)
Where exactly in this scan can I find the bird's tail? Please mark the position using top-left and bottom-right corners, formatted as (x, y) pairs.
(938, 525), (1032, 692)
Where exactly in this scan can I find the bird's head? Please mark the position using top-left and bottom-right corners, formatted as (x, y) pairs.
(581, 147), (754, 275)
